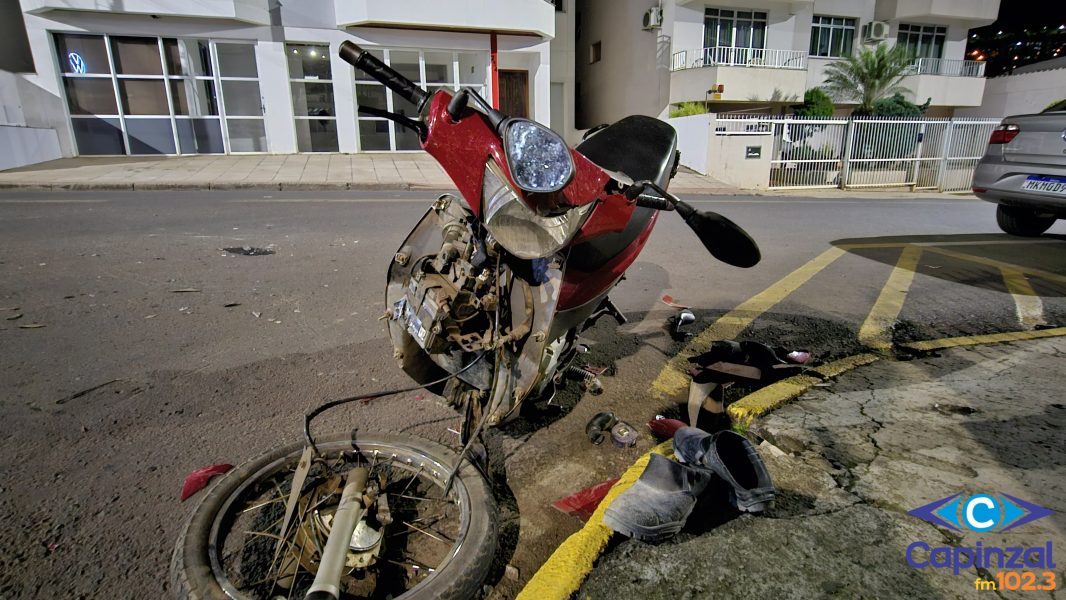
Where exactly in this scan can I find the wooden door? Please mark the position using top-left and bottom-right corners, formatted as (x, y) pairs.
(498, 70), (529, 119)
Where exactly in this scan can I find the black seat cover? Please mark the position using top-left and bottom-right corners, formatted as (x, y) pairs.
(567, 116), (678, 274)
(575, 115), (678, 187)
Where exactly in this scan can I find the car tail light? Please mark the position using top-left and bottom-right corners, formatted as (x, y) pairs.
(988, 124), (1020, 144)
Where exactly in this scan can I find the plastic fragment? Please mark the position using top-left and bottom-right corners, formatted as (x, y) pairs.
(180, 464), (234, 501)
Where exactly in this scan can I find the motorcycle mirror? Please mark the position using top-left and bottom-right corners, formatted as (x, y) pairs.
(675, 201), (761, 268)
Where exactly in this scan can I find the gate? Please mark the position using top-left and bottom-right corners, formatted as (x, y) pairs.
(715, 115), (1001, 191)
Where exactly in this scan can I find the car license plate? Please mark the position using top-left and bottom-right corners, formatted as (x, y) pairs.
(1022, 175), (1066, 195)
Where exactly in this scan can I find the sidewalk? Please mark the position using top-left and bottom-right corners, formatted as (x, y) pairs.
(0, 154), (738, 194)
(580, 337), (1066, 599)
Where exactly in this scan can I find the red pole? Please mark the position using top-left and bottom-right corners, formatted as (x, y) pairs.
(490, 32), (500, 109)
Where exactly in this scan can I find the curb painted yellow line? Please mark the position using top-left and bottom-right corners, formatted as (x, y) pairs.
(650, 246), (847, 398)
(514, 440), (674, 600)
(857, 246), (922, 351)
(727, 353), (880, 425)
(899, 326), (1066, 352)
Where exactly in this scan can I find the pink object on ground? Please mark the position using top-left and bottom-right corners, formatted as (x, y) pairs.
(551, 478), (620, 522)
(660, 294), (691, 309)
(648, 418), (688, 440)
(180, 464), (233, 501)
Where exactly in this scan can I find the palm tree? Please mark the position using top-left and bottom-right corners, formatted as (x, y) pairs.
(822, 44), (914, 115)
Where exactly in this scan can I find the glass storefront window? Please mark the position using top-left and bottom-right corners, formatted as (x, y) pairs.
(221, 81), (263, 116)
(55, 34), (110, 74)
(118, 79), (169, 115)
(216, 43), (258, 78)
(110, 37), (163, 75)
(358, 120), (391, 151)
(63, 78), (118, 115)
(287, 42), (337, 153)
(55, 33), (266, 155)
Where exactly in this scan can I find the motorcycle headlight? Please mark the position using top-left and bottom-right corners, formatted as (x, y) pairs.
(502, 119), (574, 193)
(482, 160), (593, 260)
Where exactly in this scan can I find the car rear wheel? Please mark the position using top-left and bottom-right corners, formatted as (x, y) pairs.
(996, 204), (1056, 237)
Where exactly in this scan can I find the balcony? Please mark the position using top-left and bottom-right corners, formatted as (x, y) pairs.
(903, 58), (986, 78)
(901, 59), (987, 107)
(670, 47), (807, 71)
(669, 47), (807, 104)
(22, 0), (270, 25)
(335, 0), (555, 38)
(875, 0), (999, 25)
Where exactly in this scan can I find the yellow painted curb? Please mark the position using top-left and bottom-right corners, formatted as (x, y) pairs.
(900, 326), (1066, 352)
(514, 440), (674, 600)
(727, 353), (880, 425)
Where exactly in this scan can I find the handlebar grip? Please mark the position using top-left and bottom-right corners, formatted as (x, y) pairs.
(634, 194), (675, 211)
(339, 41), (429, 113)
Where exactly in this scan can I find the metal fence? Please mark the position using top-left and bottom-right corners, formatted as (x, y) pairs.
(670, 47), (808, 71)
(715, 115), (1001, 192)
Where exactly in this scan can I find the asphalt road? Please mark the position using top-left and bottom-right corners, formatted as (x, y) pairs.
(1, 189), (1065, 599)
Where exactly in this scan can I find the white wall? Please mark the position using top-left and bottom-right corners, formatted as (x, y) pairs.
(0, 124), (62, 170)
(956, 69), (1066, 119)
(550, 4), (578, 142)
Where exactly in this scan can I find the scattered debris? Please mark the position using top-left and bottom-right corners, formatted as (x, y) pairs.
(660, 294), (690, 309)
(144, 314), (157, 319)
(504, 564), (521, 582)
(170, 288), (201, 293)
(223, 302), (241, 308)
(648, 417), (686, 440)
(252, 311), (262, 319)
(552, 478), (619, 522)
(669, 308), (696, 340)
(6, 313), (23, 321)
(18, 324), (46, 329)
(610, 421), (639, 447)
(586, 412), (617, 445)
(934, 403), (978, 416)
(180, 463), (234, 501)
(0, 306), (21, 311)
(222, 246), (275, 257)
(58, 379), (124, 405)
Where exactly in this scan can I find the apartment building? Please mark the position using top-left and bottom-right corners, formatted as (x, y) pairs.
(2, 0), (566, 164)
(575, 0), (1001, 127)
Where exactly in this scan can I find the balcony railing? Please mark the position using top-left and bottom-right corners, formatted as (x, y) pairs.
(903, 58), (986, 78)
(670, 47), (807, 72)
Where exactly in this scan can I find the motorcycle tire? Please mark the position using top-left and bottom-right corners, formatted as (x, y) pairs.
(170, 433), (497, 600)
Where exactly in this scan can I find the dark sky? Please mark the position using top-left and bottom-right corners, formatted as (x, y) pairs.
(973, 1), (1066, 29)
(967, 1), (1066, 76)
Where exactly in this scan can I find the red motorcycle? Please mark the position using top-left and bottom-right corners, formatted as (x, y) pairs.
(172, 42), (760, 600)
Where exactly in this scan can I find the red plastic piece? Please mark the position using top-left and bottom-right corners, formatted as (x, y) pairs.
(551, 478), (620, 522)
(648, 418), (687, 440)
(180, 463), (233, 501)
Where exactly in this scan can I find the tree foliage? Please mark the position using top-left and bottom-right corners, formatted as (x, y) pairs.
(822, 44), (914, 114)
(871, 92), (930, 117)
(669, 102), (709, 118)
(793, 87), (835, 118)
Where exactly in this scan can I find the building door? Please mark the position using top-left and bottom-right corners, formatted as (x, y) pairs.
(499, 70), (529, 119)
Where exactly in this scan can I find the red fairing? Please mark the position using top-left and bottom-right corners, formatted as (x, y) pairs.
(420, 90), (659, 312)
(422, 91), (610, 215)
(558, 207), (658, 310)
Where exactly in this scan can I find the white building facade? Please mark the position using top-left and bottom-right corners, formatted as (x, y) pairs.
(3, 0), (561, 162)
(576, 0), (1000, 127)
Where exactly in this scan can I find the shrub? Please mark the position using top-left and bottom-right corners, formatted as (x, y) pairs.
(669, 102), (709, 118)
(794, 88), (834, 118)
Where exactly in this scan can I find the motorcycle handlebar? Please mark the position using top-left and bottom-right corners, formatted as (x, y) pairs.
(339, 41), (429, 114)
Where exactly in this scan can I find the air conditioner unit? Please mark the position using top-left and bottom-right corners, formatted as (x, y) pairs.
(862, 21), (891, 42)
(643, 6), (663, 30)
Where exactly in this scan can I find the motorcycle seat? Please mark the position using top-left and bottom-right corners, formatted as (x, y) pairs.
(576, 115), (678, 188)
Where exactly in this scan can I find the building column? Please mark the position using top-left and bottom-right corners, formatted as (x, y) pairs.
(330, 40), (359, 153)
(255, 40), (297, 154)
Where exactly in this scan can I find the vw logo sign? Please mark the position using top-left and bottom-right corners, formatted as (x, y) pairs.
(68, 52), (87, 74)
(1062, 128), (1066, 143)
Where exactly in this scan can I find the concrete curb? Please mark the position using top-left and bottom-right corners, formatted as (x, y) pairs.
(518, 327), (1066, 599)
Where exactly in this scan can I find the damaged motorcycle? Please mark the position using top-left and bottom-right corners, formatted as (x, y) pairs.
(171, 41), (761, 600)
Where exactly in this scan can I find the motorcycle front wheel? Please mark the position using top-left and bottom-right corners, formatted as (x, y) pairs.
(171, 433), (497, 600)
